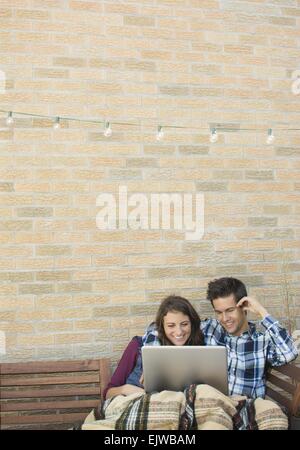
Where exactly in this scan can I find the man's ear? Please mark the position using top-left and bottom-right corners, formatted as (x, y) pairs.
(238, 302), (247, 316)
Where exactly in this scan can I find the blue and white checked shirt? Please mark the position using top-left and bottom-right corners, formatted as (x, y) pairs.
(142, 315), (298, 398)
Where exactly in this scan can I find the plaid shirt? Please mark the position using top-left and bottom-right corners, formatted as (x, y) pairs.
(142, 315), (298, 399)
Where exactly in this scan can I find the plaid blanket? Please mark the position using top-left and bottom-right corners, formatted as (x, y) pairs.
(77, 384), (287, 430)
(232, 399), (258, 430)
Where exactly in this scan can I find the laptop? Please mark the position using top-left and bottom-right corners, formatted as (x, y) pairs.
(142, 346), (228, 395)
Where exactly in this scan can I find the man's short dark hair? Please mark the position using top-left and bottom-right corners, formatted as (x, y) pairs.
(207, 277), (247, 305)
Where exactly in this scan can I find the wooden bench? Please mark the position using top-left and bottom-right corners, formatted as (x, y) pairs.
(0, 358), (111, 430)
(266, 362), (300, 429)
(1, 358), (300, 430)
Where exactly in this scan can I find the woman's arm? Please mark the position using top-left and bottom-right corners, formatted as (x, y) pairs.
(103, 337), (143, 399)
(106, 384), (144, 399)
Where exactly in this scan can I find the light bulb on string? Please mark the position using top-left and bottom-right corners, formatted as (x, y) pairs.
(210, 127), (218, 143)
(53, 116), (61, 130)
(104, 121), (112, 137)
(6, 111), (14, 126)
(156, 125), (164, 141)
(266, 128), (274, 145)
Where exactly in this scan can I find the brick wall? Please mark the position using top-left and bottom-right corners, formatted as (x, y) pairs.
(0, 0), (300, 364)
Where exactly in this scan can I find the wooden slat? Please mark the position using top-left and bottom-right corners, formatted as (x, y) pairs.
(1, 412), (87, 425)
(1, 423), (73, 431)
(1, 386), (100, 399)
(291, 385), (300, 416)
(266, 386), (291, 412)
(1, 374), (99, 386)
(272, 364), (300, 381)
(99, 358), (110, 398)
(1, 399), (99, 412)
(0, 359), (100, 375)
(0, 360), (100, 375)
(267, 373), (296, 395)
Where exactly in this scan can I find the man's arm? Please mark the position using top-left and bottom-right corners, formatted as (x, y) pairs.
(262, 315), (298, 366)
(237, 296), (299, 365)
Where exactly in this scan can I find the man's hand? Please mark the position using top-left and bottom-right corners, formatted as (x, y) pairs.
(236, 296), (269, 320)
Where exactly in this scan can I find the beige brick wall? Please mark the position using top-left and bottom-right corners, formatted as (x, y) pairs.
(0, 0), (299, 365)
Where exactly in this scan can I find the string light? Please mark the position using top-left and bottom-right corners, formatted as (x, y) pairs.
(53, 116), (61, 130)
(156, 125), (164, 141)
(266, 128), (275, 145)
(103, 121), (112, 137)
(210, 127), (218, 143)
(6, 111), (13, 126)
(1, 109), (299, 144)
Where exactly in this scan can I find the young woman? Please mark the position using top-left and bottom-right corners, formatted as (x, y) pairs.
(104, 295), (204, 399)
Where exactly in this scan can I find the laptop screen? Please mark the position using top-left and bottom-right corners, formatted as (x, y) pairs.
(142, 346), (228, 395)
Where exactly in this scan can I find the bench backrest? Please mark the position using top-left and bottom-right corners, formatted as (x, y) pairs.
(266, 362), (300, 417)
(0, 358), (111, 430)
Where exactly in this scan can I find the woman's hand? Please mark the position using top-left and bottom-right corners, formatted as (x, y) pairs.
(106, 384), (144, 399)
(139, 373), (144, 386)
(122, 384), (144, 396)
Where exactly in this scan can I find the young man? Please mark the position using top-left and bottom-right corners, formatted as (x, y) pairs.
(143, 277), (298, 399)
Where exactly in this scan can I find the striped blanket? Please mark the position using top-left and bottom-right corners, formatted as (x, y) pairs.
(77, 384), (287, 430)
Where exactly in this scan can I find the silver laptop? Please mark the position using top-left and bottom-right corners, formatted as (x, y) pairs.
(142, 346), (228, 395)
